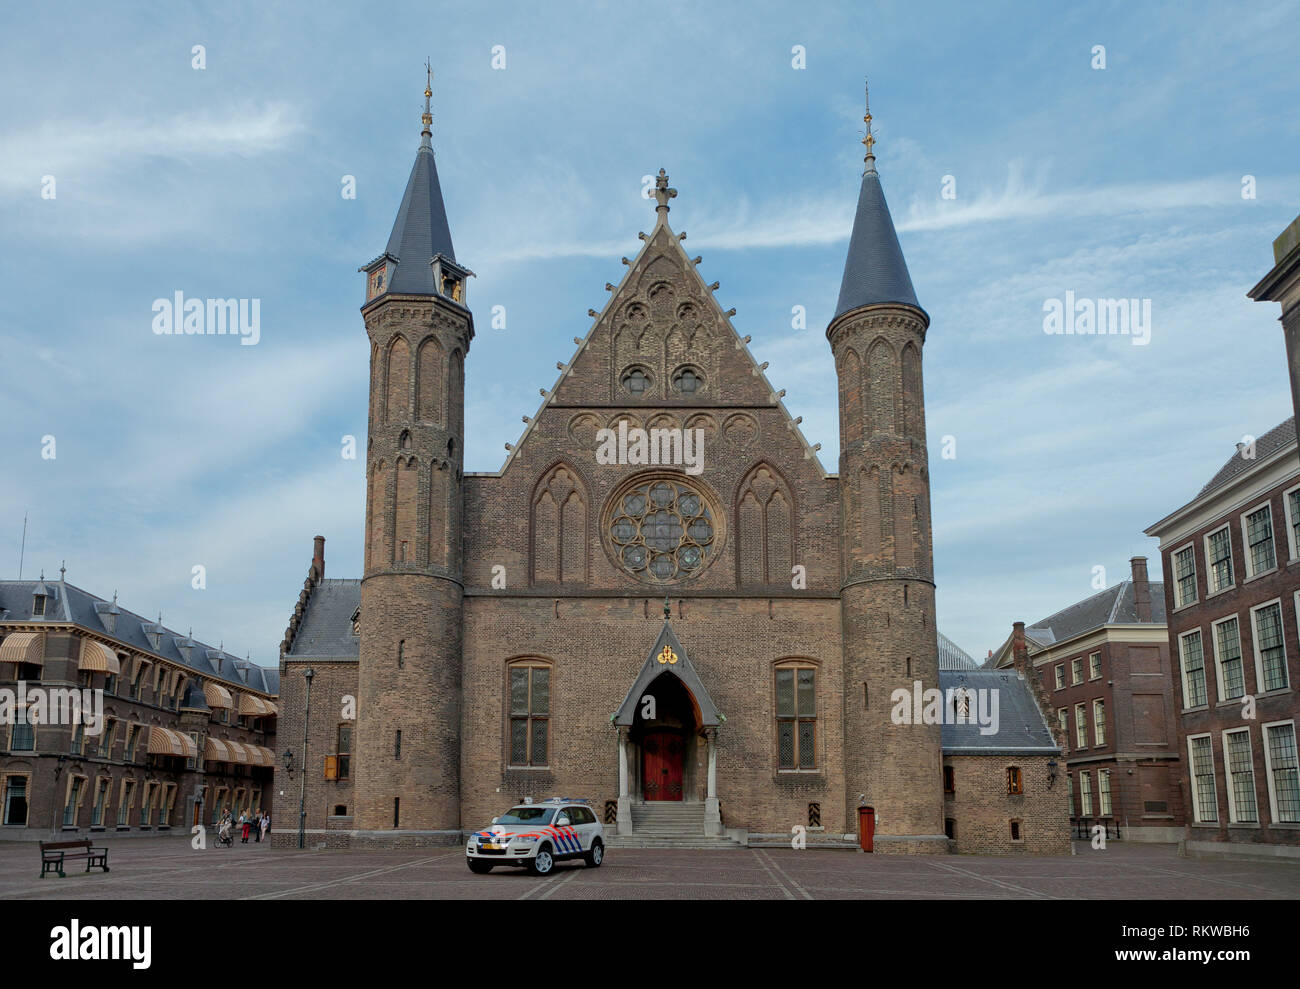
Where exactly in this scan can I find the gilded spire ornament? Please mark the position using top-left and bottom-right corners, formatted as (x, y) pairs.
(862, 78), (876, 174)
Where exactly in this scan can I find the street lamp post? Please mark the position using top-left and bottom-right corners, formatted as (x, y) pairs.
(298, 667), (315, 849)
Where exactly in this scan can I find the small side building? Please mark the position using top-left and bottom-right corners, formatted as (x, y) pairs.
(940, 634), (1070, 855)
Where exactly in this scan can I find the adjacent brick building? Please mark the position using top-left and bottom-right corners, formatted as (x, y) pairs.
(276, 82), (1068, 854)
(0, 574), (278, 840)
(1145, 418), (1300, 861)
(991, 558), (1183, 841)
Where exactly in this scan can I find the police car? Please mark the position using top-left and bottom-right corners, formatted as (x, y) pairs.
(466, 797), (605, 875)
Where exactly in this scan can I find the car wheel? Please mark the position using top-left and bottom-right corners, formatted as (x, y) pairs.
(468, 858), (494, 874)
(530, 845), (555, 876)
(584, 839), (604, 868)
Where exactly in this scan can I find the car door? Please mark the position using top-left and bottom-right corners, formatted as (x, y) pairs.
(569, 806), (595, 852)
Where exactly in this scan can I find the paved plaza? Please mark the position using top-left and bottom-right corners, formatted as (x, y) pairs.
(1, 839), (1297, 900)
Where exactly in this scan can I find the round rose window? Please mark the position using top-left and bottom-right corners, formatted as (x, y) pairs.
(607, 477), (720, 583)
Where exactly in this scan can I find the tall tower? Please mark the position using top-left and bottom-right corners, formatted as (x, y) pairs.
(354, 67), (473, 841)
(828, 85), (946, 852)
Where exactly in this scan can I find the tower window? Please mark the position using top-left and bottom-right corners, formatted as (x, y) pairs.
(394, 797), (400, 828)
(943, 765), (955, 793)
(394, 730), (402, 759)
(336, 724), (351, 779)
(1009, 820), (1022, 841)
(397, 640), (405, 669)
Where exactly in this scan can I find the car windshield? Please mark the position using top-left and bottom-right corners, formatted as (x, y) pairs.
(494, 807), (556, 825)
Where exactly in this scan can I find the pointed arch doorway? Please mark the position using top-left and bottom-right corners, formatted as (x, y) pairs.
(635, 673), (699, 801)
(612, 619), (723, 834)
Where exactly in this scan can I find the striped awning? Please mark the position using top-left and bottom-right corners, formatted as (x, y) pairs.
(79, 639), (122, 675)
(203, 737), (230, 763)
(147, 726), (197, 759)
(243, 744), (272, 767)
(203, 681), (233, 709)
(237, 694), (276, 716)
(0, 632), (43, 666)
(224, 740), (250, 764)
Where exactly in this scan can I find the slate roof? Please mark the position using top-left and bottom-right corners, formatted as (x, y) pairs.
(1025, 578), (1166, 649)
(377, 144), (456, 296)
(833, 168), (923, 319)
(1196, 417), (1295, 499)
(0, 579), (277, 695)
(938, 669), (1059, 754)
(284, 579), (361, 659)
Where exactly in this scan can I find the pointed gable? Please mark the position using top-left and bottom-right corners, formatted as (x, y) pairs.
(612, 620), (721, 727)
(491, 173), (825, 476)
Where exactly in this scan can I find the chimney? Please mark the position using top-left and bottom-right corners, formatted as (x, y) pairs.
(1130, 556), (1151, 622)
(313, 535), (326, 581)
(1011, 621), (1029, 674)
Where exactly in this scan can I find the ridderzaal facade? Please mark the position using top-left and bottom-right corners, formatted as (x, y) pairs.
(274, 80), (1068, 855)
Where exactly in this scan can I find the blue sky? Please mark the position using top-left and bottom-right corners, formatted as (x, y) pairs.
(2, 0), (1298, 666)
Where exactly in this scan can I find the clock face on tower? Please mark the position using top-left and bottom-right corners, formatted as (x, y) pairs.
(369, 268), (386, 299)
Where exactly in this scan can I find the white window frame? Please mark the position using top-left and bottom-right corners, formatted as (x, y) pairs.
(1078, 770), (1093, 817)
(1249, 597), (1290, 694)
(1186, 732), (1219, 824)
(1088, 651), (1102, 680)
(1171, 540), (1199, 608)
(1058, 708), (1068, 740)
(1054, 664), (1064, 690)
(1092, 698), (1106, 746)
(1071, 657), (1083, 686)
(1075, 702), (1087, 748)
(1241, 500), (1278, 580)
(1261, 719), (1300, 825)
(1178, 627), (1209, 710)
(1210, 613), (1247, 703)
(1098, 769), (1113, 817)
(1203, 523), (1236, 596)
(1284, 483), (1300, 563)
(1221, 726), (1259, 825)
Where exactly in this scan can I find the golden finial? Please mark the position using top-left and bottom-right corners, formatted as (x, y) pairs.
(861, 78), (876, 174)
(420, 59), (434, 146)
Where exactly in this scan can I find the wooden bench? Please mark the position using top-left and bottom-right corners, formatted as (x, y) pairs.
(39, 839), (109, 878)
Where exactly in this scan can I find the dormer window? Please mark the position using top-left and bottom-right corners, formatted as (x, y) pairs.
(351, 607), (361, 637)
(441, 275), (462, 301)
(32, 593), (46, 617)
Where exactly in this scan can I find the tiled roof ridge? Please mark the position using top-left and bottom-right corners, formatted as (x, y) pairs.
(1196, 416), (1297, 499)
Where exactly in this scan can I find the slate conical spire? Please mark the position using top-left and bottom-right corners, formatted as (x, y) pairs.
(833, 82), (922, 320)
(381, 64), (457, 295)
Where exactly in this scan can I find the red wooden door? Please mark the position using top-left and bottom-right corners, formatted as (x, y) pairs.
(858, 806), (875, 852)
(642, 732), (684, 801)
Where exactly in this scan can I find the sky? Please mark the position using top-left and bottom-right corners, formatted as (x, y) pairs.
(2, 0), (1298, 667)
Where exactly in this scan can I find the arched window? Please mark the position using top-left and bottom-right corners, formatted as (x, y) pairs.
(775, 661), (817, 770)
(507, 659), (551, 767)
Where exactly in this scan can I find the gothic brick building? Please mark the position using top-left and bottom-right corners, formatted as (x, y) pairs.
(274, 82), (1068, 855)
